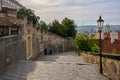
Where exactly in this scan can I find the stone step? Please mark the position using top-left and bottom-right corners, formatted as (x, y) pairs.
(5, 70), (27, 78)
(0, 51), (109, 80)
(0, 75), (20, 80)
(0, 61), (38, 80)
(7, 67), (31, 72)
(8, 62), (37, 70)
(1, 71), (27, 80)
(2, 72), (27, 80)
(6, 68), (33, 75)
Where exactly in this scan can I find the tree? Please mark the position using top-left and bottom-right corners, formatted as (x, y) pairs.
(49, 20), (60, 34)
(62, 17), (77, 38)
(105, 24), (111, 32)
(49, 20), (67, 37)
(74, 33), (99, 52)
(49, 18), (77, 38)
(38, 20), (48, 30)
(18, 8), (40, 24)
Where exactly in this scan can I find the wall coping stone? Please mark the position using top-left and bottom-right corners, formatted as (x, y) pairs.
(81, 52), (120, 60)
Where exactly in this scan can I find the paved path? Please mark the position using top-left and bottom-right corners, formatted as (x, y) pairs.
(0, 51), (108, 80)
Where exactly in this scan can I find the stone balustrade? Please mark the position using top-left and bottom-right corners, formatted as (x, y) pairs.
(0, 35), (24, 74)
(81, 52), (120, 80)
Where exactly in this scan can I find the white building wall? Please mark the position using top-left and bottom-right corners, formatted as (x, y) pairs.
(110, 32), (118, 43)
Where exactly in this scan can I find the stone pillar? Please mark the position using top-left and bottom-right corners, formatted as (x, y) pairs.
(9, 26), (11, 35)
(62, 39), (65, 52)
(0, 0), (2, 11)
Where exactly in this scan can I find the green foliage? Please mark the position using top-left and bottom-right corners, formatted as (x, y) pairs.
(105, 24), (111, 32)
(91, 43), (100, 53)
(112, 49), (116, 54)
(49, 17), (77, 38)
(74, 33), (99, 53)
(38, 20), (48, 30)
(18, 8), (40, 24)
(62, 17), (77, 38)
(18, 9), (77, 38)
(49, 20), (67, 37)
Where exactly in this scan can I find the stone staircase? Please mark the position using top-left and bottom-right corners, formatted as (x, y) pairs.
(0, 51), (109, 80)
(0, 61), (38, 80)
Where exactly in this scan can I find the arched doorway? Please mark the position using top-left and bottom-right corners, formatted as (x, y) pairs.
(26, 35), (32, 60)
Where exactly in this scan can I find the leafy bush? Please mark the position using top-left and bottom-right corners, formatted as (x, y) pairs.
(18, 8), (40, 24)
(74, 33), (99, 53)
(112, 49), (116, 54)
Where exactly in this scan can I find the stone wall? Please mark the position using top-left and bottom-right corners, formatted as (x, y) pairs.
(0, 7), (75, 59)
(0, 35), (24, 74)
(81, 52), (120, 80)
(0, 8), (75, 74)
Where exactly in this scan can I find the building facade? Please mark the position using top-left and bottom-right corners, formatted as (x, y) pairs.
(95, 31), (120, 54)
(0, 0), (24, 11)
(0, 0), (74, 74)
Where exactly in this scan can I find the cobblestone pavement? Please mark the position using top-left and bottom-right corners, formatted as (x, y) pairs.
(0, 51), (109, 80)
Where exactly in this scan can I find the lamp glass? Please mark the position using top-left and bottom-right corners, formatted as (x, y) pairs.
(97, 16), (104, 28)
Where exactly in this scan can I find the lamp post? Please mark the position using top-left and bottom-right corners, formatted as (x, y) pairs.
(97, 15), (104, 74)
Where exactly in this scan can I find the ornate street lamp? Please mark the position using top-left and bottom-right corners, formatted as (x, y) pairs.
(97, 15), (104, 74)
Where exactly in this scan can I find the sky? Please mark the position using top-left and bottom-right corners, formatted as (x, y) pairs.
(19, 0), (120, 26)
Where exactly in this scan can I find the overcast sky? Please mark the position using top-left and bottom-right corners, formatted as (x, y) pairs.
(19, 0), (120, 26)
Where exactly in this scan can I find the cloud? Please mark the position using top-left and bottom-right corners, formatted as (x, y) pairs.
(19, 0), (120, 25)
(19, 0), (64, 7)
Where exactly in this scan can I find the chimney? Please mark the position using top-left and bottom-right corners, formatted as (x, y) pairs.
(110, 31), (118, 43)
